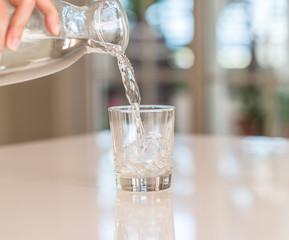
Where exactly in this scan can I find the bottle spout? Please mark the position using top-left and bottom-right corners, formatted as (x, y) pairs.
(57, 0), (129, 54)
(95, 0), (129, 54)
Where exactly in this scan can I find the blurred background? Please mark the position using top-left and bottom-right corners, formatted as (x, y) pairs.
(1, 0), (289, 145)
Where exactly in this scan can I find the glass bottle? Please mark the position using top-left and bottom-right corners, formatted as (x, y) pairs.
(0, 0), (129, 86)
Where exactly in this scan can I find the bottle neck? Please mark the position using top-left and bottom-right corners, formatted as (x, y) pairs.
(21, 0), (128, 54)
(56, 0), (129, 53)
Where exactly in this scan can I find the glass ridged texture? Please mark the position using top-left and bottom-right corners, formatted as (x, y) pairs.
(108, 105), (175, 192)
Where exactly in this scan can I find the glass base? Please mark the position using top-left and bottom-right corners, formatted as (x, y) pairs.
(115, 174), (172, 192)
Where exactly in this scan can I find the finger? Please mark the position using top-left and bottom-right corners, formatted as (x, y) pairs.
(5, 0), (35, 51)
(36, 0), (59, 36)
(0, 1), (10, 59)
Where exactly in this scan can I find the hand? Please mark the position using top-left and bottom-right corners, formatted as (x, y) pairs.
(0, 0), (59, 58)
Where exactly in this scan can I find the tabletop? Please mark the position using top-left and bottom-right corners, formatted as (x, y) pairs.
(0, 131), (289, 240)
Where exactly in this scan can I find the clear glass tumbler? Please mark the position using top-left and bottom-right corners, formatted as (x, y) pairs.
(108, 105), (175, 192)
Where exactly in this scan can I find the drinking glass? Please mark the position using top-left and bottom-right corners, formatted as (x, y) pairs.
(108, 105), (175, 192)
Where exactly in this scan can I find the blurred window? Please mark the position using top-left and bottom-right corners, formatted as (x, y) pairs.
(217, 0), (289, 69)
(145, 0), (194, 50)
(216, 1), (252, 69)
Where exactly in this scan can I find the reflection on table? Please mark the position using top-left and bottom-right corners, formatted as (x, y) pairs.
(114, 190), (174, 239)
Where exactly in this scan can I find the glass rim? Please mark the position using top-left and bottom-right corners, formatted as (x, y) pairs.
(108, 105), (176, 113)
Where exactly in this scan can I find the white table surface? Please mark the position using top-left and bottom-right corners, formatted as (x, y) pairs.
(0, 131), (289, 240)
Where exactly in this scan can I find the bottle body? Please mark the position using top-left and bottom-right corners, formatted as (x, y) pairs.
(0, 0), (129, 86)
